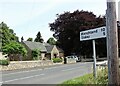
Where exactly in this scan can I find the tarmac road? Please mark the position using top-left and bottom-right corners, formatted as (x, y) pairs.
(1, 62), (93, 85)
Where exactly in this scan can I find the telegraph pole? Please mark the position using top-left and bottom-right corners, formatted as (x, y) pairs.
(106, 0), (119, 85)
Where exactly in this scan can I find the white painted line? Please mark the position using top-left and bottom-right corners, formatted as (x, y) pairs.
(2, 65), (69, 76)
(46, 67), (58, 70)
(3, 74), (45, 83)
(62, 67), (82, 71)
(47, 64), (82, 70)
(2, 69), (42, 76)
(0, 82), (3, 84)
(46, 64), (81, 70)
(2, 63), (84, 76)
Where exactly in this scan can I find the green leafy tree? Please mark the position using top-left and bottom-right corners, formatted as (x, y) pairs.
(27, 38), (33, 41)
(32, 49), (41, 60)
(49, 10), (106, 57)
(0, 22), (19, 47)
(47, 37), (56, 45)
(34, 31), (44, 43)
(2, 42), (27, 60)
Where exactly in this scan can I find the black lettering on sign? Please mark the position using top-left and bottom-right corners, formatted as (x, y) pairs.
(103, 32), (105, 36)
(81, 33), (84, 35)
(82, 36), (90, 39)
(101, 28), (105, 32)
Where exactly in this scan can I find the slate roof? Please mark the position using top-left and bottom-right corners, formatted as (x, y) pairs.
(23, 41), (47, 52)
(45, 44), (64, 53)
(45, 45), (54, 53)
(43, 43), (51, 46)
(23, 41), (64, 53)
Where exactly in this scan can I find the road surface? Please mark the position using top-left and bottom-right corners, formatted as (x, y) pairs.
(1, 62), (93, 85)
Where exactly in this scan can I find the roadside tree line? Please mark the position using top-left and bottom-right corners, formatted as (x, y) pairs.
(0, 22), (56, 61)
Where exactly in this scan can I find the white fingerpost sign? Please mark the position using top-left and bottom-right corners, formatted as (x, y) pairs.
(80, 26), (106, 41)
(80, 26), (107, 78)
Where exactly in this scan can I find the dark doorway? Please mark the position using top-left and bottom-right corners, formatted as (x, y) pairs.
(54, 54), (57, 58)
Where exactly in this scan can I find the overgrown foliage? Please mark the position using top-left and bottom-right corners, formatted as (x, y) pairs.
(27, 37), (33, 42)
(2, 42), (27, 60)
(0, 22), (19, 47)
(59, 69), (108, 86)
(0, 59), (10, 65)
(32, 49), (41, 60)
(0, 22), (28, 61)
(47, 37), (56, 45)
(49, 10), (107, 57)
(52, 58), (62, 63)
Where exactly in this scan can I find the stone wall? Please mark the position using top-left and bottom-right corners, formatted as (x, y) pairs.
(0, 60), (59, 71)
(67, 58), (76, 64)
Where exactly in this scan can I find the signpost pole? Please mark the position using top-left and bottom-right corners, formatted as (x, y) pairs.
(80, 26), (106, 79)
(92, 40), (97, 78)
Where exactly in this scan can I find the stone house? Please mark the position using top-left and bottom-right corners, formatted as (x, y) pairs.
(22, 41), (64, 60)
(45, 43), (64, 60)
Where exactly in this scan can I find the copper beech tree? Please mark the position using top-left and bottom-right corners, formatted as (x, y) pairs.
(49, 10), (111, 57)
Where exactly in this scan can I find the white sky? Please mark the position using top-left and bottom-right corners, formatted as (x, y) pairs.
(0, 0), (120, 42)
(118, 1), (120, 21)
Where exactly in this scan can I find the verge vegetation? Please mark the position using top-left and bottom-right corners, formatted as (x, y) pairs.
(0, 59), (10, 65)
(59, 68), (109, 86)
(52, 58), (62, 63)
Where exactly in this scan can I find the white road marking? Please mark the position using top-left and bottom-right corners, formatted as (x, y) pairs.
(46, 67), (58, 69)
(2, 63), (87, 76)
(2, 69), (42, 76)
(3, 74), (45, 83)
(2, 64), (70, 76)
(0, 82), (3, 84)
(61, 67), (82, 71)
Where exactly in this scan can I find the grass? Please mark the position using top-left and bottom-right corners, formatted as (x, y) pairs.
(58, 68), (108, 86)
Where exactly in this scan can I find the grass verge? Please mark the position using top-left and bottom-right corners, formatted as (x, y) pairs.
(58, 68), (108, 86)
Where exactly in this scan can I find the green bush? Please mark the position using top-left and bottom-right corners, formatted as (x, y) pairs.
(32, 49), (41, 60)
(0, 60), (10, 65)
(52, 58), (62, 63)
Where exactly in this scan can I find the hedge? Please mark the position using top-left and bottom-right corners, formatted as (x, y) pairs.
(52, 58), (62, 63)
(0, 60), (10, 65)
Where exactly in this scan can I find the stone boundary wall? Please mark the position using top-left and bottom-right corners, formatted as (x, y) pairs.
(0, 60), (61, 71)
(67, 58), (76, 64)
(0, 59), (77, 71)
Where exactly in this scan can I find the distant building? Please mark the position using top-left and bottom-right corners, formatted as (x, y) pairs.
(22, 41), (64, 60)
